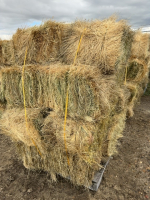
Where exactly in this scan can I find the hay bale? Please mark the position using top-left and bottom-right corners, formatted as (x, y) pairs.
(0, 40), (15, 66)
(59, 16), (133, 77)
(125, 32), (150, 117)
(0, 105), (127, 186)
(130, 30), (150, 61)
(126, 59), (148, 83)
(126, 83), (143, 117)
(0, 64), (126, 120)
(13, 21), (67, 65)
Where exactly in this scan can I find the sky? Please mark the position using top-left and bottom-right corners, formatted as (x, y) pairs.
(0, 0), (150, 40)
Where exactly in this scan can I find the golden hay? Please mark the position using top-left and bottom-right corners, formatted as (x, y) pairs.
(0, 64), (127, 120)
(59, 16), (133, 75)
(0, 105), (127, 186)
(0, 40), (15, 66)
(126, 82), (143, 117)
(12, 21), (68, 65)
(126, 59), (148, 83)
(130, 30), (150, 61)
(1, 17), (150, 186)
(124, 32), (150, 117)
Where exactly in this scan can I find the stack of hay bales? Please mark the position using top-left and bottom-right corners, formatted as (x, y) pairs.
(0, 17), (149, 187)
(125, 30), (150, 116)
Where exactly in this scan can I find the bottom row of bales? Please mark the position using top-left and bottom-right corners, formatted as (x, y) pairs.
(0, 64), (129, 186)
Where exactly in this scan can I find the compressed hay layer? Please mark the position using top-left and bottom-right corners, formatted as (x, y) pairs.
(12, 21), (68, 65)
(0, 64), (127, 120)
(59, 16), (133, 77)
(0, 40), (15, 66)
(130, 30), (150, 61)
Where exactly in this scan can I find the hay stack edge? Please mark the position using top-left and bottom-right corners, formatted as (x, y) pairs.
(0, 16), (150, 187)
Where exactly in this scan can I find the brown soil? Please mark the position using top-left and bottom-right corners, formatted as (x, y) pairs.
(0, 96), (150, 200)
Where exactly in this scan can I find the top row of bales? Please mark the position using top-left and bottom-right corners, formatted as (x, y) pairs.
(0, 17), (133, 70)
(0, 17), (149, 81)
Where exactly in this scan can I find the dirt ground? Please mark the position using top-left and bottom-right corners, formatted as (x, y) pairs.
(0, 95), (150, 200)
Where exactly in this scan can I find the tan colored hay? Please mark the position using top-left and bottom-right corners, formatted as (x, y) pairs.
(130, 30), (150, 61)
(0, 40), (15, 66)
(0, 17), (141, 186)
(60, 16), (133, 76)
(107, 111), (126, 156)
(0, 64), (126, 121)
(0, 108), (46, 153)
(124, 32), (150, 117)
(12, 21), (68, 65)
(126, 82), (143, 117)
(126, 58), (148, 83)
(1, 105), (127, 186)
(0, 60), (129, 186)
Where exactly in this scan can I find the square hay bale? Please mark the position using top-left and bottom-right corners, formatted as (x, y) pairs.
(130, 30), (150, 61)
(0, 106), (127, 187)
(0, 40), (15, 66)
(59, 16), (133, 79)
(12, 21), (68, 65)
(0, 64), (127, 119)
(126, 59), (148, 83)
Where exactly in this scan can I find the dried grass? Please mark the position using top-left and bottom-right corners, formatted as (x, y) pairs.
(0, 40), (15, 66)
(130, 30), (150, 61)
(125, 31), (150, 117)
(59, 16), (133, 75)
(1, 104), (127, 186)
(12, 21), (67, 65)
(1, 17), (149, 186)
(0, 64), (126, 120)
(0, 62), (129, 186)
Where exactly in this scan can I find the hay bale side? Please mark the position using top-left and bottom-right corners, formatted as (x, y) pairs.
(0, 64), (126, 120)
(12, 21), (68, 65)
(0, 40), (15, 66)
(0, 104), (127, 186)
(126, 59), (148, 83)
(125, 32), (150, 117)
(130, 30), (150, 60)
(59, 16), (133, 77)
